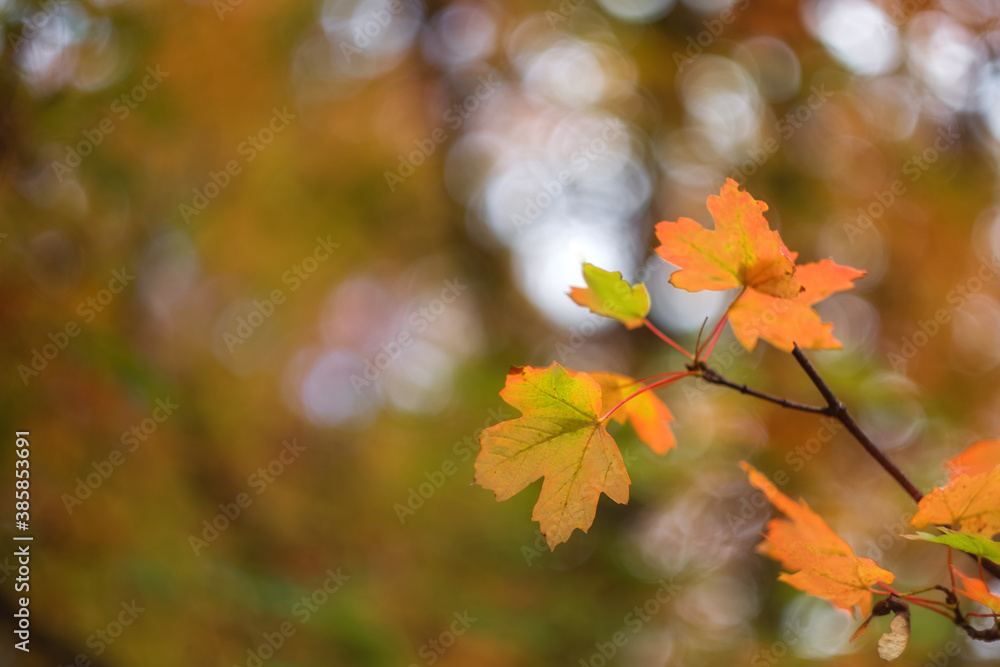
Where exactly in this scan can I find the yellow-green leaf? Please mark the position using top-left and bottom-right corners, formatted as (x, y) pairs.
(474, 362), (630, 549)
(569, 263), (650, 329)
(902, 529), (1000, 563)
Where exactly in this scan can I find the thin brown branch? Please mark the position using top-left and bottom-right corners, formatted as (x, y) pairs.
(790, 344), (925, 504)
(790, 344), (1000, 581)
(696, 345), (1000, 583)
(697, 365), (830, 415)
(954, 601), (1000, 641)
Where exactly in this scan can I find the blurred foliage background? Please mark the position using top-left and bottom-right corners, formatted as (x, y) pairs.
(3, 0), (1000, 664)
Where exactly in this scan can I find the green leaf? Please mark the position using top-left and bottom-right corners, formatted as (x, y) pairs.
(568, 263), (650, 329)
(474, 362), (631, 549)
(903, 529), (1000, 562)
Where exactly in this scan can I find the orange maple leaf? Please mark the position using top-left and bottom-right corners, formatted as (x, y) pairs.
(911, 469), (1000, 538)
(727, 259), (866, 352)
(741, 461), (853, 569)
(779, 545), (894, 617)
(655, 178), (800, 297)
(951, 566), (1000, 614)
(474, 363), (630, 549)
(946, 433), (1000, 480)
(655, 180), (865, 352)
(590, 372), (676, 455)
(741, 462), (893, 615)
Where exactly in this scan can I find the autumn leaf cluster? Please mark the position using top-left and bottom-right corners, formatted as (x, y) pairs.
(474, 180), (1000, 660)
(475, 179), (865, 548)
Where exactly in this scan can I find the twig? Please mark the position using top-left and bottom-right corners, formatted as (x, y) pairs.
(697, 366), (830, 415)
(697, 314), (728, 361)
(790, 345), (1000, 582)
(697, 344), (1000, 582)
(790, 344), (924, 504)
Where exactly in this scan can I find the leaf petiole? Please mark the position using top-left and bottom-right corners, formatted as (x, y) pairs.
(598, 371), (695, 422)
(873, 582), (960, 620)
(697, 287), (745, 362)
(873, 591), (955, 620)
(697, 313), (729, 362)
(643, 319), (694, 359)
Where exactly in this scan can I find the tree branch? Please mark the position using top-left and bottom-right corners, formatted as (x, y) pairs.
(789, 344), (924, 504)
(695, 344), (1000, 582)
(790, 344), (1000, 580)
(955, 600), (1000, 641)
(697, 366), (830, 415)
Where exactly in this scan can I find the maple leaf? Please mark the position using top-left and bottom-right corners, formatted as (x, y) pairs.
(903, 529), (1000, 563)
(655, 180), (865, 352)
(740, 461), (853, 570)
(727, 259), (866, 352)
(590, 372), (675, 455)
(474, 362), (630, 550)
(946, 434), (1000, 479)
(569, 263), (650, 329)
(740, 462), (892, 615)
(655, 178), (800, 297)
(951, 566), (1000, 613)
(779, 545), (894, 616)
(911, 469), (1000, 539)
